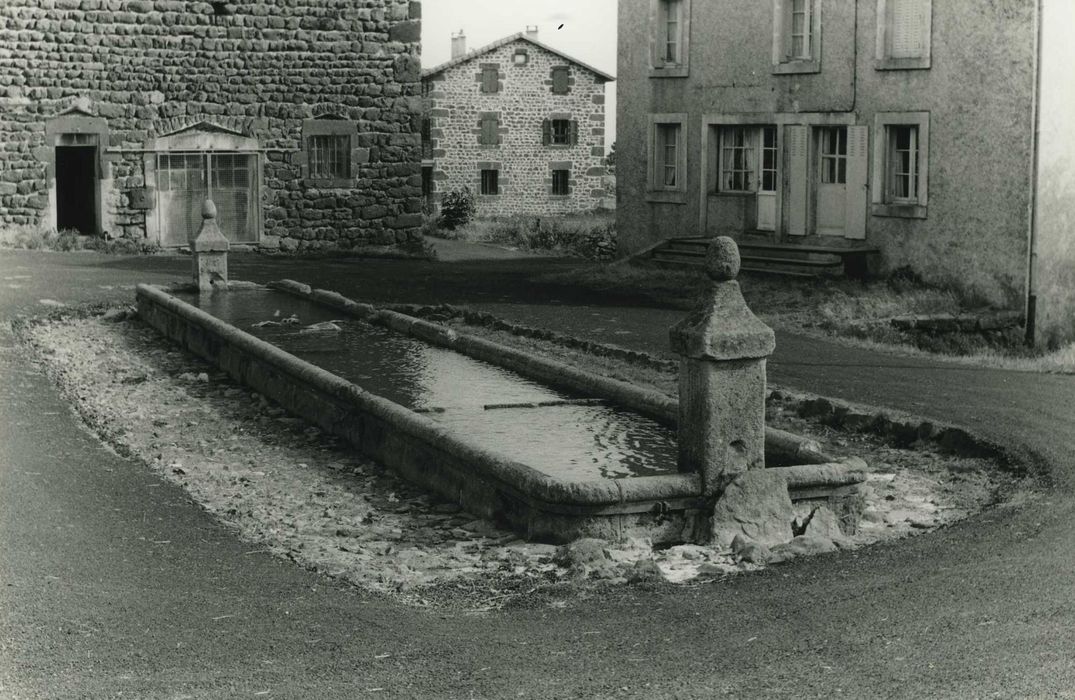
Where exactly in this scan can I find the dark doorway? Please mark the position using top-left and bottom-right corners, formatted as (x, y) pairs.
(55, 146), (98, 235)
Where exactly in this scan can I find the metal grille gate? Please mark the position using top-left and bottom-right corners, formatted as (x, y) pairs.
(156, 152), (258, 247)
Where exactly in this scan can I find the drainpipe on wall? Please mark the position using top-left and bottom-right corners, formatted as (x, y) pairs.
(1025, 0), (1044, 346)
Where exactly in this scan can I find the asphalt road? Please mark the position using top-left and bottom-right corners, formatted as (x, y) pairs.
(2, 249), (1074, 698)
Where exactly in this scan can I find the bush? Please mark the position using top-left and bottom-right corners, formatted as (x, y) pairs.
(484, 215), (616, 260)
(437, 187), (476, 230)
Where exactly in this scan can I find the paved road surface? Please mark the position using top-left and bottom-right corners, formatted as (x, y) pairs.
(2, 250), (1074, 698)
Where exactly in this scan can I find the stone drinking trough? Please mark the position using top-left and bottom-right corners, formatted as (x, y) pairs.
(136, 221), (865, 545)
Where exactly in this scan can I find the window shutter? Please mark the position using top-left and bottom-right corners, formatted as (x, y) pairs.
(542, 119), (551, 146)
(889, 0), (928, 58)
(785, 125), (808, 236)
(569, 120), (579, 146)
(552, 67), (568, 94)
(482, 67), (498, 93)
(844, 125), (869, 240)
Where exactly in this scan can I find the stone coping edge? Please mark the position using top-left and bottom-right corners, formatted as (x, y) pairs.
(136, 283), (701, 510)
(268, 280), (839, 468)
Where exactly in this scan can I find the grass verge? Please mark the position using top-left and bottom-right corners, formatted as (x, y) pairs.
(0, 224), (160, 254)
(537, 261), (1075, 373)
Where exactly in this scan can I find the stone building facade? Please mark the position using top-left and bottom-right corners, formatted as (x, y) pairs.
(618, 0), (1075, 344)
(421, 30), (613, 217)
(0, 0), (424, 251)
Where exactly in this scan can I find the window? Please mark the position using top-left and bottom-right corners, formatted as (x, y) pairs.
(648, 114), (687, 201)
(551, 66), (570, 94)
(886, 126), (918, 202)
(478, 114), (500, 146)
(513, 49), (528, 65)
(552, 169), (570, 196)
(301, 117), (359, 186)
(650, 0), (691, 76)
(663, 0), (682, 64)
(719, 127), (756, 192)
(773, 0), (820, 73)
(551, 119), (571, 145)
(657, 123), (680, 189)
(872, 112), (929, 217)
(542, 118), (577, 147)
(790, 0), (811, 59)
(818, 126), (847, 184)
(480, 169), (499, 195)
(308, 135), (350, 179)
(760, 126), (778, 192)
(876, 0), (932, 70)
(481, 65), (499, 93)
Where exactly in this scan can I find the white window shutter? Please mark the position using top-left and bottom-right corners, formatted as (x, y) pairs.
(785, 125), (808, 236)
(889, 0), (928, 58)
(844, 125), (869, 240)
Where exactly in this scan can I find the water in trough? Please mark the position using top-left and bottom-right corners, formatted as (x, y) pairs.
(182, 290), (679, 481)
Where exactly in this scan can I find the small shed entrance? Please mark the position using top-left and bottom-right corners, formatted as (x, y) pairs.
(146, 122), (261, 247)
(156, 152), (258, 247)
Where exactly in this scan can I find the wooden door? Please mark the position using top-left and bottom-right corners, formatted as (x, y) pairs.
(816, 126), (848, 236)
(756, 126), (778, 231)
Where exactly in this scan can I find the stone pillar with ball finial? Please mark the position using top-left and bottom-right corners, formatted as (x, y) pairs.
(669, 237), (776, 496)
(191, 198), (229, 291)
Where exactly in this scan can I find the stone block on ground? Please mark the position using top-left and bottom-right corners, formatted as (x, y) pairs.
(731, 534), (772, 564)
(802, 506), (854, 548)
(769, 535), (838, 564)
(710, 469), (795, 549)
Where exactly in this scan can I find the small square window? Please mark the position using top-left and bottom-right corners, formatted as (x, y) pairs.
(513, 50), (528, 65)
(307, 134), (350, 180)
(480, 169), (499, 195)
(552, 169), (570, 196)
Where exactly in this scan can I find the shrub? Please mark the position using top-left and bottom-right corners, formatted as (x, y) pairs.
(437, 186), (476, 230)
(486, 216), (616, 261)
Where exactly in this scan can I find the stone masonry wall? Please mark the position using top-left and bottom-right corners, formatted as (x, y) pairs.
(425, 38), (609, 217)
(0, 0), (423, 251)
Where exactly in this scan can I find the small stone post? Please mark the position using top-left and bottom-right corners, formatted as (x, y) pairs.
(669, 237), (776, 496)
(192, 199), (229, 291)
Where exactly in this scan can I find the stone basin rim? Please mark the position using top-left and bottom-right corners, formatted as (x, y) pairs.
(135, 283), (702, 509)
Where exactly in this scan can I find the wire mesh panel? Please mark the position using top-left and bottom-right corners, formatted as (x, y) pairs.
(156, 152), (258, 246)
(157, 153), (207, 247)
(211, 153), (257, 243)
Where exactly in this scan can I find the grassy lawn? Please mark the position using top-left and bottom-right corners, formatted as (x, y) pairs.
(538, 261), (1075, 374)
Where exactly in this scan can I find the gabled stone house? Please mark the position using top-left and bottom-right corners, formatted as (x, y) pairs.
(617, 0), (1075, 345)
(0, 0), (424, 252)
(421, 28), (614, 217)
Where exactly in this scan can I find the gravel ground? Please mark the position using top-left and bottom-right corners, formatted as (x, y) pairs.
(15, 307), (1016, 609)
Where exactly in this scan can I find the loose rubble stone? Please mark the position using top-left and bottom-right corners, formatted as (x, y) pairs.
(769, 535), (838, 564)
(711, 470), (795, 549)
(731, 534), (772, 565)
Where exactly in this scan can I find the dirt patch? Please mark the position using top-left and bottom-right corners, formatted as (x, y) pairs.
(15, 309), (1024, 609)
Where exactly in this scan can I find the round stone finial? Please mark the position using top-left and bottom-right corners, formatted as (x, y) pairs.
(705, 236), (740, 281)
(201, 199), (217, 220)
